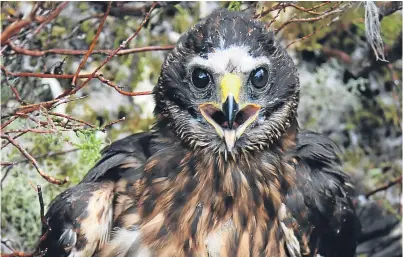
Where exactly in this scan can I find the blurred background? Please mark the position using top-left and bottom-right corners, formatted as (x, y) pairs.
(1, 1), (402, 255)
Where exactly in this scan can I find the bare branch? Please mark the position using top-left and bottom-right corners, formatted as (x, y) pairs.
(286, 17), (340, 48)
(95, 75), (152, 96)
(275, 2), (348, 34)
(0, 2), (69, 45)
(102, 117), (126, 131)
(7, 41), (174, 57)
(72, 2), (112, 86)
(0, 134), (68, 185)
(61, 2), (158, 98)
(366, 176), (402, 198)
(0, 149), (79, 168)
(255, 2), (331, 20)
(48, 112), (96, 129)
(1, 66), (152, 101)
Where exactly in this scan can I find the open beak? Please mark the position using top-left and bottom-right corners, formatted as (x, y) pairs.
(199, 73), (261, 152)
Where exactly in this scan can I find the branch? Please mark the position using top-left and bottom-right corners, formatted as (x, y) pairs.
(1, 66), (92, 79)
(60, 2), (158, 98)
(7, 41), (174, 57)
(322, 47), (353, 64)
(3, 75), (25, 104)
(72, 2), (112, 86)
(378, 1), (402, 21)
(101, 117), (126, 131)
(1, 116), (19, 130)
(286, 17), (340, 48)
(1, 66), (152, 103)
(95, 75), (152, 96)
(255, 2), (331, 20)
(1, 2), (69, 45)
(287, 2), (333, 15)
(365, 176), (402, 198)
(0, 134), (68, 185)
(275, 2), (348, 34)
(3, 128), (75, 134)
(0, 185), (51, 257)
(48, 112), (96, 129)
(36, 185), (48, 234)
(0, 149), (79, 168)
(1, 131), (29, 150)
(266, 8), (283, 29)
(30, 2), (69, 40)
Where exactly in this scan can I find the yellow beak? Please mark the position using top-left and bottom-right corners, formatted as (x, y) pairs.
(199, 73), (261, 152)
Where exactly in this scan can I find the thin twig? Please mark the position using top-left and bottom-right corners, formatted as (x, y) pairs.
(48, 112), (96, 128)
(1, 116), (19, 130)
(3, 128), (73, 134)
(366, 176), (403, 198)
(0, 149), (79, 167)
(102, 117), (126, 131)
(275, 2), (347, 34)
(0, 134), (68, 185)
(286, 16), (340, 48)
(1, 65), (92, 79)
(37, 185), (48, 233)
(266, 8), (282, 29)
(0, 2), (69, 44)
(1, 166), (13, 186)
(72, 2), (112, 87)
(255, 2), (331, 19)
(3, 77), (25, 104)
(7, 41), (174, 57)
(1, 66), (153, 98)
(60, 2), (158, 98)
(31, 2), (69, 36)
(288, 2), (333, 15)
(1, 131), (28, 150)
(96, 75), (152, 96)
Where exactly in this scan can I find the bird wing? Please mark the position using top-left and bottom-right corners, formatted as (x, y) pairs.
(38, 182), (114, 257)
(284, 131), (361, 257)
(38, 132), (164, 257)
(81, 132), (155, 183)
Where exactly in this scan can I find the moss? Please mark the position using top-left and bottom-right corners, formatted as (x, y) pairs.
(381, 13), (402, 45)
(228, 2), (242, 11)
(1, 169), (63, 250)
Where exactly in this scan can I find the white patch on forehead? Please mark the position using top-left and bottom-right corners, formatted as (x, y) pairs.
(188, 46), (270, 74)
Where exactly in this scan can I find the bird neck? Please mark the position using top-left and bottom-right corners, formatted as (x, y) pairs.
(143, 118), (299, 216)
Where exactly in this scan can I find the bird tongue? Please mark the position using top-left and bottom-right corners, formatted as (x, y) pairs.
(223, 129), (236, 152)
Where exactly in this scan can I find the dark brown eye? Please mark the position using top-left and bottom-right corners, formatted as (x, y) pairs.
(250, 67), (268, 89)
(192, 68), (210, 88)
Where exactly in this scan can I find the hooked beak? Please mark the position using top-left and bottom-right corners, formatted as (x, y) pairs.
(222, 94), (239, 130)
(199, 73), (261, 152)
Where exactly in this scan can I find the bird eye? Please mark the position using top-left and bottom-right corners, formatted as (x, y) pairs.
(250, 67), (268, 89)
(192, 68), (211, 88)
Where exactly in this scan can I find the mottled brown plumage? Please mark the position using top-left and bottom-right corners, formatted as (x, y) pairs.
(113, 124), (297, 257)
(37, 9), (360, 257)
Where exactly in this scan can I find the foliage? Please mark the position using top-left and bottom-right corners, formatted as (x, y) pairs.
(228, 1), (242, 11)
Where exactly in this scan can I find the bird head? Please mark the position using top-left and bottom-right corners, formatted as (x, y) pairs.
(154, 10), (299, 155)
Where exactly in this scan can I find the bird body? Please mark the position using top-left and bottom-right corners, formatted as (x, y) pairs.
(38, 10), (360, 257)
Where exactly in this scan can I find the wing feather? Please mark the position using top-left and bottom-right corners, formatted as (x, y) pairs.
(285, 130), (361, 257)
